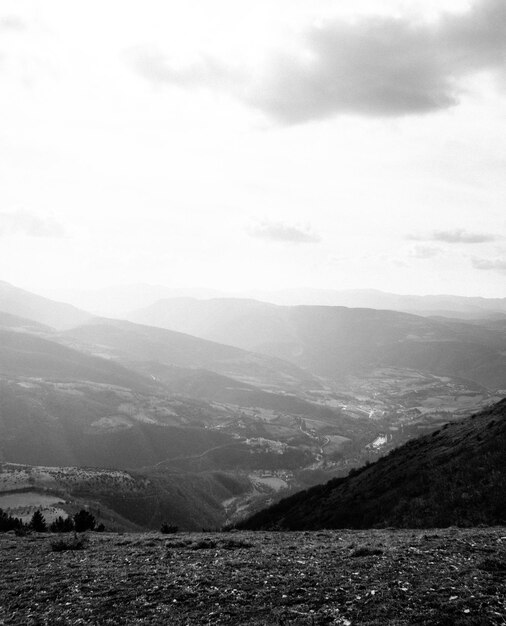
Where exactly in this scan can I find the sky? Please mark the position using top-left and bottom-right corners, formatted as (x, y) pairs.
(1, 0), (506, 297)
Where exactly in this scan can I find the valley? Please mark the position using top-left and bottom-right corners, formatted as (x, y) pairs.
(0, 280), (505, 530)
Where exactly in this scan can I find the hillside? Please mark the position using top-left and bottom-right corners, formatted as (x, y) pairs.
(0, 328), (155, 390)
(0, 280), (92, 330)
(60, 318), (319, 392)
(0, 463), (251, 531)
(238, 398), (506, 530)
(128, 298), (506, 389)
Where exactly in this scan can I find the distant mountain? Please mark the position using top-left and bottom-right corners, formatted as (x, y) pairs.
(0, 280), (92, 329)
(129, 298), (506, 389)
(41, 283), (227, 318)
(60, 318), (319, 392)
(42, 283), (506, 319)
(238, 398), (506, 529)
(247, 288), (506, 319)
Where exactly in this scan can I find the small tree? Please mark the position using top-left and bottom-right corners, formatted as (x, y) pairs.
(30, 510), (47, 532)
(73, 509), (96, 532)
(50, 516), (75, 533)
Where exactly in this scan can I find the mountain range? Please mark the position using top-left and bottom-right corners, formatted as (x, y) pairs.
(1, 278), (505, 530)
(39, 283), (506, 319)
(129, 298), (506, 389)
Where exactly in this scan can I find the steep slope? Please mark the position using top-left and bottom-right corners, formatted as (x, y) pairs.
(238, 398), (506, 529)
(0, 281), (92, 329)
(129, 299), (506, 389)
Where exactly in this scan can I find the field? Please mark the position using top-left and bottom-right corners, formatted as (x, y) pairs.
(1, 528), (505, 625)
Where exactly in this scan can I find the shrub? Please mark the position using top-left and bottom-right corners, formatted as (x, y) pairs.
(160, 523), (178, 534)
(73, 510), (96, 532)
(351, 546), (383, 557)
(221, 538), (253, 550)
(51, 533), (88, 552)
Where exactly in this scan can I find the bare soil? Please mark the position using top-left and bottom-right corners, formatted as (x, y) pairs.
(1, 528), (505, 625)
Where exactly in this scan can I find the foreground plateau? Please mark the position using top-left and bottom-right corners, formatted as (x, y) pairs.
(1, 528), (505, 625)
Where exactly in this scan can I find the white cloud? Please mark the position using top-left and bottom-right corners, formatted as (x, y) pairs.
(472, 257), (506, 271)
(409, 245), (441, 259)
(409, 229), (499, 244)
(0, 210), (65, 238)
(249, 220), (321, 243)
(126, 0), (506, 124)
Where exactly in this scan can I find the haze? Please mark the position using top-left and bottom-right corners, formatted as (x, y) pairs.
(1, 0), (505, 298)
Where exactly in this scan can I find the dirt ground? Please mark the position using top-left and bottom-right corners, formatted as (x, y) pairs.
(1, 528), (505, 625)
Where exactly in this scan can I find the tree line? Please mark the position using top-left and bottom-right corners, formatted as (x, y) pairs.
(0, 508), (104, 533)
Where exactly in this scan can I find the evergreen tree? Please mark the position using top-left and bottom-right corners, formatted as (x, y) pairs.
(30, 510), (47, 532)
(0, 508), (24, 532)
(73, 509), (96, 532)
(50, 516), (75, 533)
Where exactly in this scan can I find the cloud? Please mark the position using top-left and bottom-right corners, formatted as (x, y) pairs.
(126, 0), (506, 124)
(0, 16), (26, 31)
(125, 46), (238, 90)
(409, 245), (441, 259)
(471, 257), (506, 271)
(408, 228), (499, 244)
(0, 210), (65, 238)
(249, 220), (321, 244)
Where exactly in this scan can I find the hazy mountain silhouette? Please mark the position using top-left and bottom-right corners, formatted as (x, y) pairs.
(44, 283), (506, 319)
(0, 280), (92, 329)
(247, 288), (506, 319)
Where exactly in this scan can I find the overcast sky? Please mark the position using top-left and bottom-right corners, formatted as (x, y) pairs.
(1, 0), (505, 297)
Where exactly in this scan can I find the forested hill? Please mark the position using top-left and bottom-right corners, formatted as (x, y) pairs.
(238, 398), (506, 530)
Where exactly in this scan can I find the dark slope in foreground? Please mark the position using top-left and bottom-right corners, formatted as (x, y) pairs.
(239, 398), (506, 530)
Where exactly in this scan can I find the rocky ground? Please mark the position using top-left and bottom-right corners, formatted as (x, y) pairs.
(1, 528), (505, 625)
